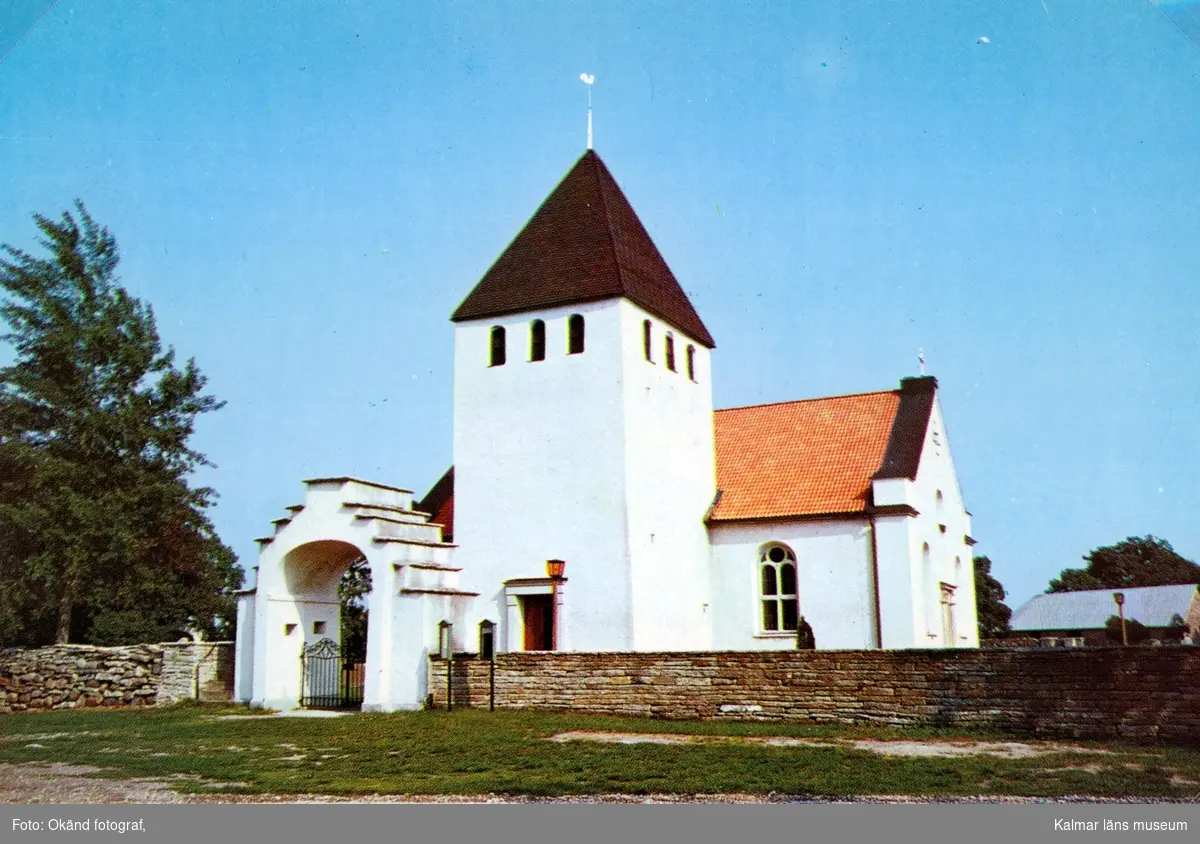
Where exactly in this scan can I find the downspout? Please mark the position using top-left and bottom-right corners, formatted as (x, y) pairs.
(868, 516), (884, 649)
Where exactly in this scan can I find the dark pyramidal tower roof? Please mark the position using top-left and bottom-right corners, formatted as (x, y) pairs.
(451, 150), (715, 348)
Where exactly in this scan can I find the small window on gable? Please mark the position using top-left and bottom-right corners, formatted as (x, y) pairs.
(759, 544), (798, 633)
(489, 326), (506, 367)
(686, 345), (696, 381)
(530, 319), (546, 362)
(313, 621), (326, 635)
(643, 320), (653, 363)
(567, 314), (585, 355)
(665, 333), (676, 372)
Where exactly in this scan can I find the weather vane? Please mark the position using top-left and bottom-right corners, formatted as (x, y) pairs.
(918, 348), (926, 376)
(579, 72), (595, 149)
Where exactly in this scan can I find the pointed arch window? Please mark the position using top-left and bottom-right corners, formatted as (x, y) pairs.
(530, 319), (546, 362)
(643, 320), (654, 363)
(665, 333), (676, 372)
(489, 326), (506, 367)
(759, 544), (798, 632)
(567, 314), (585, 355)
(686, 345), (696, 381)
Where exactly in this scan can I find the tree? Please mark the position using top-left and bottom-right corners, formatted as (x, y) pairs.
(1104, 615), (1151, 645)
(0, 202), (241, 646)
(973, 555), (1012, 639)
(338, 558), (371, 660)
(1047, 536), (1200, 594)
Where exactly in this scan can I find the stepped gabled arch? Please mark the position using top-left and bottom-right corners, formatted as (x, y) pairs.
(239, 477), (473, 712)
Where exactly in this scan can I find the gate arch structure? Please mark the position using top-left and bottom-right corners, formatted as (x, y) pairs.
(236, 477), (477, 712)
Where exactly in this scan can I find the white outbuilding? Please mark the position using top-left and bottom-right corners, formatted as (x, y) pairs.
(236, 149), (978, 712)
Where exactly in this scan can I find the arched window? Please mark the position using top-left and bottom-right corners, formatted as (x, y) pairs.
(759, 544), (798, 632)
(686, 345), (696, 381)
(643, 320), (653, 362)
(529, 319), (546, 362)
(489, 326), (506, 367)
(665, 333), (676, 372)
(567, 314), (585, 355)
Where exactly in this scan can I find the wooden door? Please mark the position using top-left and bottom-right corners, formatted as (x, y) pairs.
(522, 595), (553, 651)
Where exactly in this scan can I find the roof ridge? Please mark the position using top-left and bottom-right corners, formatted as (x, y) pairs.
(716, 388), (900, 414)
(591, 150), (624, 298)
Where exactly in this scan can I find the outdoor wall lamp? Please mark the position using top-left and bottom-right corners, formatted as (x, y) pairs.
(438, 620), (453, 710)
(546, 560), (565, 652)
(479, 619), (497, 711)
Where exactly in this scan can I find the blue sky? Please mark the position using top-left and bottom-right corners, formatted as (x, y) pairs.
(2, 2), (1198, 612)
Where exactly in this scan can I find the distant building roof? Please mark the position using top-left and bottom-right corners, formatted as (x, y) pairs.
(450, 149), (715, 348)
(1011, 584), (1200, 632)
(708, 377), (937, 523)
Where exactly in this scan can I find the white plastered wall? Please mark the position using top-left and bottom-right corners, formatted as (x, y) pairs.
(708, 520), (877, 650)
(452, 300), (633, 652)
(619, 300), (716, 650)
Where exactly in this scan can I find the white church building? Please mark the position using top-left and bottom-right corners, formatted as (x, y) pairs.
(235, 149), (979, 712)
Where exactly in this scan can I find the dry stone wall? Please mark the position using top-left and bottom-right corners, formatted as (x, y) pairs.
(0, 642), (234, 713)
(429, 647), (1200, 741)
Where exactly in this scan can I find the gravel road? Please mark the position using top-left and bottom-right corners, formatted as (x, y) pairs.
(2, 763), (1196, 804)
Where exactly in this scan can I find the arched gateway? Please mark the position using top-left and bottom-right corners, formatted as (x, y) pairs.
(234, 478), (475, 711)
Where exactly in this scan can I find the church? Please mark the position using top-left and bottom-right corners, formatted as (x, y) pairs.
(234, 149), (979, 712)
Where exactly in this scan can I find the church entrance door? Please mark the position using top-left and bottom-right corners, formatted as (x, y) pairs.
(521, 594), (554, 650)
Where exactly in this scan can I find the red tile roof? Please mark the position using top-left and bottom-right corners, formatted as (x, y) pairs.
(709, 390), (903, 522)
(451, 150), (715, 348)
(429, 378), (938, 528)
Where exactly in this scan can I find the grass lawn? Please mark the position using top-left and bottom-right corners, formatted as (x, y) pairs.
(1, 704), (1198, 799)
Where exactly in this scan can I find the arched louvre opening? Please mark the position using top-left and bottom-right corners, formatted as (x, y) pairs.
(530, 319), (546, 362)
(489, 326), (506, 366)
(567, 314), (585, 354)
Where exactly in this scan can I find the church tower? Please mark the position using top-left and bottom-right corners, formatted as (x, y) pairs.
(450, 150), (717, 652)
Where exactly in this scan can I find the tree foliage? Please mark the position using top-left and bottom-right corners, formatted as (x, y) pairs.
(1047, 536), (1200, 594)
(1104, 615), (1151, 645)
(338, 558), (371, 660)
(0, 203), (241, 646)
(973, 555), (1012, 639)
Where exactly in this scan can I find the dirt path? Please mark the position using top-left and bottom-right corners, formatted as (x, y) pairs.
(3, 762), (1197, 804)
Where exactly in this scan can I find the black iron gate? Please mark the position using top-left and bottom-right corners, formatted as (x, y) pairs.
(300, 638), (365, 709)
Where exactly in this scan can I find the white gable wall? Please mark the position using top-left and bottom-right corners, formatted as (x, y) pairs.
(872, 395), (977, 648)
(708, 520), (877, 650)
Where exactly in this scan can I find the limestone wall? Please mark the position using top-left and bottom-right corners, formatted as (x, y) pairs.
(429, 647), (1200, 740)
(0, 642), (234, 713)
(158, 642), (236, 703)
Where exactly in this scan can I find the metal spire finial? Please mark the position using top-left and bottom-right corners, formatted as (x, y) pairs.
(579, 73), (595, 149)
(918, 348), (926, 376)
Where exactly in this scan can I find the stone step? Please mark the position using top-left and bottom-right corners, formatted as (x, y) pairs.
(382, 542), (456, 567)
(343, 501), (432, 524)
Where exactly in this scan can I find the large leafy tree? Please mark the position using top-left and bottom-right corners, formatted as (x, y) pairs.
(1046, 536), (1200, 594)
(973, 555), (1012, 639)
(0, 203), (241, 646)
(338, 558), (371, 661)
